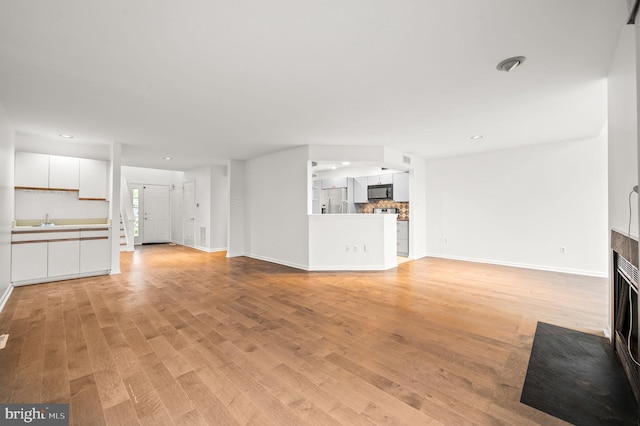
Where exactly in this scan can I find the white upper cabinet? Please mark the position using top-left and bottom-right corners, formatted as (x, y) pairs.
(79, 159), (108, 200)
(322, 177), (348, 189)
(15, 152), (49, 188)
(49, 155), (79, 190)
(392, 172), (410, 202)
(353, 177), (368, 203)
(367, 174), (393, 185)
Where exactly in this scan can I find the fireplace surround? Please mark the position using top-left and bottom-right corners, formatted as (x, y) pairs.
(611, 229), (640, 404)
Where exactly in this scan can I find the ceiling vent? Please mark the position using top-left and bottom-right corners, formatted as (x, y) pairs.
(496, 56), (526, 72)
(402, 155), (411, 165)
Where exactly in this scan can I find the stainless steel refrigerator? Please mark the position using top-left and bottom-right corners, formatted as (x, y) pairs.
(320, 188), (349, 213)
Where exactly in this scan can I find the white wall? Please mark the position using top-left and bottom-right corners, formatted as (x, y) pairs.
(15, 191), (108, 220)
(245, 146), (310, 269)
(183, 165), (229, 252)
(210, 165), (229, 251)
(0, 101), (14, 311)
(609, 25), (638, 238)
(122, 166), (181, 186)
(228, 160), (246, 257)
(309, 214), (397, 270)
(16, 132), (110, 161)
(109, 142), (122, 274)
(426, 135), (609, 276)
(409, 156), (428, 259)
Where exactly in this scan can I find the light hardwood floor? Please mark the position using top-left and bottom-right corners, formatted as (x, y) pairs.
(0, 245), (608, 425)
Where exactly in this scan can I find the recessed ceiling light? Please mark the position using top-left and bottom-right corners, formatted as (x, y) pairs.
(341, 161), (351, 166)
(331, 165), (337, 170)
(59, 134), (74, 139)
(163, 156), (172, 160)
(496, 56), (526, 72)
(471, 135), (483, 140)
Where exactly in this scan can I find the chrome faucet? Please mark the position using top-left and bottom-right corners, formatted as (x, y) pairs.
(45, 213), (50, 224)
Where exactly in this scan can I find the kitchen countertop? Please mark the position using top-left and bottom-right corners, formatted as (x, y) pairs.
(12, 223), (111, 231)
(13, 217), (110, 230)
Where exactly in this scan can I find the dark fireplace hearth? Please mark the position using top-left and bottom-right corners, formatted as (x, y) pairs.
(611, 229), (640, 405)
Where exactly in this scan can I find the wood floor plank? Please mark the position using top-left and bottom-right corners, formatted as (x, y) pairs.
(103, 399), (141, 426)
(122, 368), (164, 420)
(176, 371), (238, 425)
(69, 373), (107, 426)
(0, 245), (612, 425)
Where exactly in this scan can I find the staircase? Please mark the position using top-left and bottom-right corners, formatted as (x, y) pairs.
(119, 216), (130, 251)
(119, 178), (135, 252)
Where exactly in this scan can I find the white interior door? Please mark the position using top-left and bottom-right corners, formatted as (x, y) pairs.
(143, 184), (170, 243)
(183, 180), (195, 247)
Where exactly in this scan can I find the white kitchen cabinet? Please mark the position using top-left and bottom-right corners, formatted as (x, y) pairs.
(322, 177), (348, 189)
(79, 158), (108, 200)
(392, 172), (410, 202)
(15, 152), (49, 188)
(367, 174), (393, 185)
(397, 221), (409, 256)
(353, 177), (368, 203)
(49, 155), (80, 190)
(48, 238), (80, 277)
(79, 229), (111, 273)
(11, 242), (48, 282)
(12, 226), (111, 285)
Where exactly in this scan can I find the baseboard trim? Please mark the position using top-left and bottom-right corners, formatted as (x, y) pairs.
(308, 263), (397, 271)
(425, 253), (608, 278)
(194, 246), (227, 254)
(0, 285), (13, 315)
(175, 243), (227, 254)
(246, 254), (309, 271)
(226, 252), (246, 258)
(13, 270), (111, 286)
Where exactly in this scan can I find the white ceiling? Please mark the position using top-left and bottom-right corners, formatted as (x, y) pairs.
(0, 0), (629, 171)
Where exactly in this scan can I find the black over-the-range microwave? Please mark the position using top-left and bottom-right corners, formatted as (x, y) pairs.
(367, 183), (393, 200)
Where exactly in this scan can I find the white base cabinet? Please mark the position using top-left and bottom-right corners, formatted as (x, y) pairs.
(80, 231), (111, 273)
(48, 239), (80, 277)
(11, 226), (111, 285)
(11, 242), (48, 282)
(397, 221), (409, 256)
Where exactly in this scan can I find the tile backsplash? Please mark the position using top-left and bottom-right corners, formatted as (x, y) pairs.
(358, 200), (409, 220)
